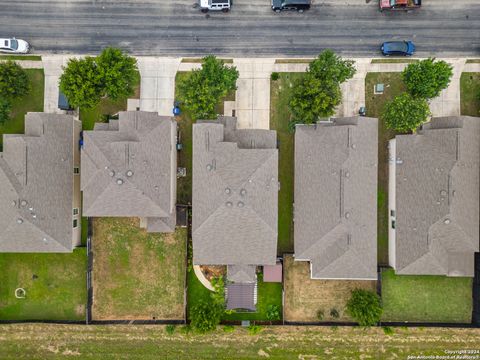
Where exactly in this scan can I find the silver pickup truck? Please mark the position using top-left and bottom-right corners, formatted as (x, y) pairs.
(199, 0), (231, 12)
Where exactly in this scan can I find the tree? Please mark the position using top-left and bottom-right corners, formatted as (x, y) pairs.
(60, 57), (103, 108)
(0, 60), (30, 99)
(289, 50), (356, 124)
(402, 58), (453, 99)
(346, 289), (382, 326)
(190, 299), (223, 333)
(97, 47), (138, 100)
(177, 55), (239, 120)
(382, 93), (431, 132)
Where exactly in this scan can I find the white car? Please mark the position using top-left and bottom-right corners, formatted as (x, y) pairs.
(0, 38), (30, 54)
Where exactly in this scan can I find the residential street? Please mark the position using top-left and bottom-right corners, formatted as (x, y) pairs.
(1, 0), (479, 57)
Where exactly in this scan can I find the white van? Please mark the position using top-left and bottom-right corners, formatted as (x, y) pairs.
(199, 0), (231, 12)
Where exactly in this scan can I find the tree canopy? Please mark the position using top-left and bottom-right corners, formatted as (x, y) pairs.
(382, 93), (431, 133)
(346, 289), (383, 327)
(402, 58), (453, 99)
(177, 55), (239, 120)
(59, 48), (138, 109)
(190, 300), (223, 333)
(0, 60), (30, 99)
(289, 50), (356, 124)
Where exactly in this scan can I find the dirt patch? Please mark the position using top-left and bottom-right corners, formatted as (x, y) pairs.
(200, 265), (226, 281)
(283, 255), (377, 322)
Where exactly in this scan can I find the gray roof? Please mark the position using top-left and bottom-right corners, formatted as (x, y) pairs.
(192, 117), (278, 267)
(81, 111), (176, 232)
(294, 117), (378, 280)
(393, 116), (480, 276)
(0, 113), (80, 252)
(226, 283), (256, 311)
(227, 265), (257, 283)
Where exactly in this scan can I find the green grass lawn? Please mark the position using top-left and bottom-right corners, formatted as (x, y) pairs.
(381, 269), (473, 323)
(371, 59), (419, 64)
(92, 218), (186, 320)
(270, 73), (304, 255)
(0, 69), (44, 150)
(365, 72), (406, 266)
(0, 55), (42, 61)
(79, 71), (140, 131)
(0, 249), (87, 321)
(460, 72), (480, 116)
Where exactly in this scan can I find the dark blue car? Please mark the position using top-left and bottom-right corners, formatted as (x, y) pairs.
(381, 41), (415, 56)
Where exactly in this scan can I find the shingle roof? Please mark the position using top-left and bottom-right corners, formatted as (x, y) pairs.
(192, 117), (278, 267)
(294, 117), (378, 280)
(393, 116), (480, 276)
(0, 113), (80, 252)
(227, 265), (257, 283)
(81, 111), (176, 232)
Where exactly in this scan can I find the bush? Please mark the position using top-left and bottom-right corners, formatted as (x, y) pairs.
(165, 324), (176, 335)
(190, 299), (223, 333)
(0, 98), (12, 123)
(271, 72), (280, 81)
(177, 55), (239, 120)
(179, 325), (192, 335)
(316, 309), (324, 321)
(223, 325), (235, 333)
(329, 308), (340, 319)
(247, 325), (263, 335)
(402, 58), (453, 99)
(0, 60), (30, 99)
(382, 93), (431, 132)
(266, 304), (281, 321)
(210, 276), (225, 306)
(346, 289), (383, 327)
(383, 326), (394, 336)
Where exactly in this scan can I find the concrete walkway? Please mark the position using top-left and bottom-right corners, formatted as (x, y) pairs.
(193, 265), (214, 291)
(41, 55), (73, 114)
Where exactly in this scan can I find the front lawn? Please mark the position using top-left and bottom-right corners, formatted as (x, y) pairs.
(92, 218), (186, 320)
(0, 68), (44, 150)
(79, 71), (140, 131)
(365, 72), (405, 266)
(270, 73), (304, 255)
(460, 72), (480, 116)
(381, 269), (473, 323)
(0, 249), (87, 321)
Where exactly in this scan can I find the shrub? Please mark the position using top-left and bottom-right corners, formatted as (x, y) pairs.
(0, 98), (11, 123)
(382, 93), (431, 132)
(190, 299), (223, 333)
(266, 304), (281, 321)
(316, 309), (324, 321)
(329, 308), (340, 319)
(383, 326), (394, 336)
(247, 325), (263, 335)
(210, 276), (225, 306)
(223, 325), (235, 333)
(0, 60), (30, 99)
(402, 58), (453, 99)
(346, 289), (383, 327)
(165, 324), (176, 335)
(271, 72), (280, 81)
(179, 325), (192, 335)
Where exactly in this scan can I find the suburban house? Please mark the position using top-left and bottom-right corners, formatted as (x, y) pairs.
(388, 116), (480, 277)
(81, 111), (177, 232)
(0, 113), (81, 252)
(294, 116), (378, 280)
(192, 116), (278, 310)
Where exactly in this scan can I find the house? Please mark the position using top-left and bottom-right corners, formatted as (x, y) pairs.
(192, 116), (278, 310)
(81, 111), (177, 232)
(294, 117), (378, 280)
(388, 116), (480, 277)
(0, 113), (81, 252)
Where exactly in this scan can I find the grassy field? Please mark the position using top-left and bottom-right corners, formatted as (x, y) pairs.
(0, 69), (44, 150)
(1, 324), (480, 359)
(283, 255), (376, 322)
(460, 72), (480, 116)
(381, 269), (473, 323)
(365, 72), (405, 266)
(79, 71), (140, 131)
(92, 218), (186, 320)
(0, 249), (87, 321)
(270, 73), (304, 255)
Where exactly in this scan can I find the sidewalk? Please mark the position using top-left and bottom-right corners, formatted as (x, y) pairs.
(42, 55), (74, 114)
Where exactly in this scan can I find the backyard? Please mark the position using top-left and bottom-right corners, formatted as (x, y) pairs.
(365, 72), (405, 266)
(79, 70), (140, 131)
(283, 255), (377, 322)
(270, 72), (304, 255)
(460, 72), (480, 116)
(0, 68), (44, 150)
(381, 269), (473, 323)
(0, 249), (87, 321)
(92, 218), (186, 320)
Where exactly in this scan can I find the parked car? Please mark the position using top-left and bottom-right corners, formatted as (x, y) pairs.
(0, 38), (29, 54)
(199, 0), (230, 12)
(381, 41), (415, 56)
(272, 0), (311, 13)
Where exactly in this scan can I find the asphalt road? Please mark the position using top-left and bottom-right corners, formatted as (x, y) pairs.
(1, 0), (479, 57)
